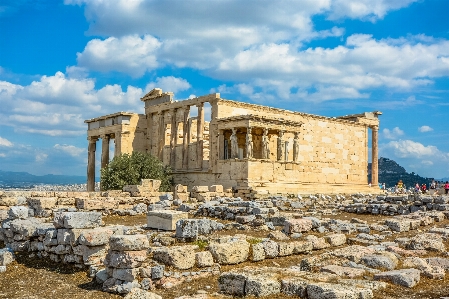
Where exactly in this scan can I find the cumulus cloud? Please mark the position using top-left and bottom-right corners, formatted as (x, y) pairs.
(54, 144), (85, 157)
(418, 125), (433, 132)
(0, 136), (13, 147)
(77, 35), (161, 77)
(0, 72), (147, 136)
(382, 127), (404, 140)
(35, 153), (48, 162)
(382, 139), (448, 159)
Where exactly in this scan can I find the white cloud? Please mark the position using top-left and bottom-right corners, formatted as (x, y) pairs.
(0, 72), (146, 137)
(421, 160), (433, 166)
(382, 139), (449, 159)
(0, 136), (13, 147)
(145, 76), (191, 95)
(418, 125), (433, 132)
(77, 35), (161, 77)
(54, 144), (85, 157)
(328, 0), (418, 21)
(382, 127), (404, 140)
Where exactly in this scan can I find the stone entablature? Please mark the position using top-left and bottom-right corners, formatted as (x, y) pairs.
(85, 88), (381, 193)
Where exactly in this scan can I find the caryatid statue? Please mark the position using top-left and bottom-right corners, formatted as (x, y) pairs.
(230, 128), (239, 159)
(293, 132), (300, 162)
(245, 128), (253, 159)
(277, 130), (284, 161)
(262, 129), (270, 159)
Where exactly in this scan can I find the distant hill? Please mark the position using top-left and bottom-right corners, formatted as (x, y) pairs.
(368, 157), (434, 188)
(0, 170), (90, 188)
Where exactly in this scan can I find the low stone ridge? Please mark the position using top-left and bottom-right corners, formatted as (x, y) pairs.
(53, 212), (102, 229)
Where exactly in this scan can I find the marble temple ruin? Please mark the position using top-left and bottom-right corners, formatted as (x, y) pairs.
(85, 88), (381, 194)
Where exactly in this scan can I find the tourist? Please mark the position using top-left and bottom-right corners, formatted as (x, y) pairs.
(382, 183), (386, 190)
(431, 180), (436, 189)
(422, 183), (427, 194)
(445, 181), (449, 195)
(414, 183), (420, 193)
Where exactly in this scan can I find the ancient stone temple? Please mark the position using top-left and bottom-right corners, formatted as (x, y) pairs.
(85, 88), (381, 193)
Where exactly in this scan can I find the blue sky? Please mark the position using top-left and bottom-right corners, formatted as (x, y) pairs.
(0, 0), (448, 179)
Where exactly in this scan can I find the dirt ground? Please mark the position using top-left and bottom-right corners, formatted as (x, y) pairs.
(2, 212), (449, 299)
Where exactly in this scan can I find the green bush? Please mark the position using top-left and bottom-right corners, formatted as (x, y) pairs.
(100, 151), (173, 191)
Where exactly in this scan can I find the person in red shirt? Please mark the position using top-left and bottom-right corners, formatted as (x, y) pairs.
(421, 184), (427, 194)
(445, 181), (449, 195)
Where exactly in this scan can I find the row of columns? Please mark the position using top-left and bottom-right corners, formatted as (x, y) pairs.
(146, 102), (205, 171)
(87, 133), (120, 191)
(226, 127), (301, 162)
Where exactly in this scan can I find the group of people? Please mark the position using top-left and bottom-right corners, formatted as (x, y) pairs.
(370, 180), (449, 195)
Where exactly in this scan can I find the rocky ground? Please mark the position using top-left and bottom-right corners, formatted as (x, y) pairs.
(2, 209), (449, 299)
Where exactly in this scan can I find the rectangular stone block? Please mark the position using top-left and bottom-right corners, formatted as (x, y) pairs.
(109, 234), (150, 251)
(105, 250), (147, 269)
(79, 228), (115, 246)
(28, 197), (58, 210)
(147, 210), (188, 231)
(192, 186), (209, 193)
(53, 212), (102, 229)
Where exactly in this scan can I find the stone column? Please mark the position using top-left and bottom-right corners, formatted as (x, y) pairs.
(293, 132), (300, 162)
(87, 136), (97, 192)
(146, 113), (153, 155)
(157, 111), (165, 161)
(245, 127), (253, 159)
(196, 102), (204, 169)
(114, 133), (121, 157)
(101, 134), (110, 169)
(182, 106), (190, 169)
(218, 130), (224, 160)
(169, 109), (177, 169)
(277, 130), (284, 161)
(371, 125), (379, 186)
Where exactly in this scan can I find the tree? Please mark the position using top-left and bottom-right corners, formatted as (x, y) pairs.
(100, 152), (173, 191)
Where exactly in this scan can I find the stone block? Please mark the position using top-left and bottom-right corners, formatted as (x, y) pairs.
(57, 229), (72, 245)
(192, 186), (209, 193)
(109, 234), (150, 251)
(407, 233), (445, 252)
(281, 278), (308, 297)
(28, 197), (58, 210)
(175, 219), (198, 239)
(361, 254), (398, 270)
(81, 244), (109, 265)
(331, 245), (375, 263)
(141, 179), (161, 192)
(153, 245), (196, 270)
(284, 218), (313, 234)
(385, 219), (410, 232)
(195, 251), (214, 267)
(9, 218), (41, 237)
(307, 282), (373, 299)
(324, 234), (347, 246)
(105, 250), (147, 269)
(209, 240), (250, 264)
(374, 268), (420, 288)
(251, 242), (265, 261)
(0, 248), (14, 266)
(209, 185), (223, 193)
(8, 206), (28, 219)
(218, 271), (247, 296)
(113, 268), (140, 282)
(53, 212), (102, 229)
(245, 273), (281, 297)
(262, 240), (279, 258)
(147, 210), (188, 231)
(292, 241), (313, 254)
(278, 242), (294, 256)
(79, 228), (115, 246)
(320, 265), (365, 278)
